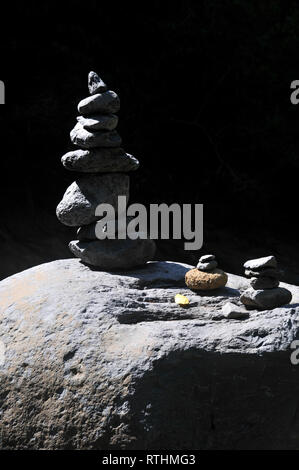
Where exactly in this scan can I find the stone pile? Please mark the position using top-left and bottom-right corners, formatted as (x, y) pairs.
(240, 255), (292, 309)
(185, 254), (228, 290)
(56, 71), (156, 270)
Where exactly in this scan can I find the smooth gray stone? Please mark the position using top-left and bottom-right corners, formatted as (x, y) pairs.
(61, 148), (139, 173)
(88, 71), (107, 95)
(244, 256), (277, 270)
(222, 302), (249, 319)
(240, 287), (292, 310)
(69, 238), (156, 269)
(0, 259), (299, 449)
(56, 173), (129, 227)
(250, 276), (279, 290)
(197, 260), (218, 271)
(199, 254), (215, 263)
(245, 268), (281, 279)
(78, 90), (120, 115)
(77, 114), (118, 131)
(70, 123), (122, 148)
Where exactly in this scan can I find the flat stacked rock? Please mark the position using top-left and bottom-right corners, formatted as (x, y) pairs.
(240, 256), (292, 309)
(56, 71), (156, 270)
(185, 254), (228, 290)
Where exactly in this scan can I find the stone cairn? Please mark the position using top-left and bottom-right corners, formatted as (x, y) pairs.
(185, 254), (228, 290)
(56, 71), (156, 270)
(240, 256), (292, 310)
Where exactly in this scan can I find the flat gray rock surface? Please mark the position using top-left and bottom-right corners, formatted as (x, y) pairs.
(0, 259), (298, 450)
(56, 174), (129, 226)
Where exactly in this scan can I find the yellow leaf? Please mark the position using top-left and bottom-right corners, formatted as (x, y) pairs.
(175, 294), (190, 306)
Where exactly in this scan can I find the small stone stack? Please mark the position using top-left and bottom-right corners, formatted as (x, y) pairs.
(185, 254), (228, 290)
(56, 71), (156, 270)
(240, 256), (292, 310)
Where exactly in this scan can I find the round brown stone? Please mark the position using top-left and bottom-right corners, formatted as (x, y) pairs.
(185, 268), (228, 290)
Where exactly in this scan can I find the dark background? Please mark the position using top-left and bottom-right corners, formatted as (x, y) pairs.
(0, 0), (298, 283)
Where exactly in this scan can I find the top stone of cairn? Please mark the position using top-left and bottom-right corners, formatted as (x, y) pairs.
(243, 255), (277, 271)
(88, 71), (108, 95)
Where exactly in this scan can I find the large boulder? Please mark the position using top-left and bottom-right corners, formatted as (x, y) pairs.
(0, 259), (299, 450)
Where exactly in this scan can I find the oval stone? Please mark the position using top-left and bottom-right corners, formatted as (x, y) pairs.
(78, 90), (120, 115)
(56, 173), (129, 227)
(61, 148), (139, 173)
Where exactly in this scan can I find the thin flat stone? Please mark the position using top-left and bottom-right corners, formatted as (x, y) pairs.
(244, 256), (277, 270)
(77, 114), (118, 131)
(56, 173), (129, 227)
(61, 148), (139, 173)
(88, 71), (108, 95)
(78, 91), (120, 115)
(70, 123), (122, 148)
(69, 238), (156, 270)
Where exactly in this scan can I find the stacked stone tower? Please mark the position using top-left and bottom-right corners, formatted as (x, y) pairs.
(240, 256), (292, 309)
(56, 72), (156, 270)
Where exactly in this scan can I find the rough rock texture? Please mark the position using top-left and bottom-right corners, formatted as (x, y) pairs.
(221, 301), (249, 319)
(240, 287), (292, 310)
(88, 71), (108, 95)
(70, 123), (122, 149)
(56, 174), (129, 226)
(185, 268), (228, 290)
(69, 238), (156, 269)
(78, 91), (120, 115)
(77, 114), (118, 131)
(0, 259), (299, 450)
(61, 148), (139, 173)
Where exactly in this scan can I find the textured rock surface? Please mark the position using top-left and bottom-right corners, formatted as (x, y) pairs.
(221, 301), (249, 319)
(77, 114), (118, 131)
(240, 287), (292, 310)
(78, 91), (120, 115)
(185, 268), (228, 290)
(61, 148), (139, 173)
(56, 174), (129, 226)
(0, 259), (299, 450)
(70, 123), (122, 148)
(69, 238), (156, 269)
(88, 71), (108, 95)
